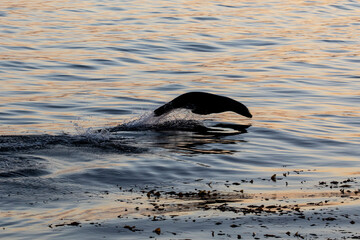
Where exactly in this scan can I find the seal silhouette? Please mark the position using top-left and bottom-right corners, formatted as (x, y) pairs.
(154, 92), (252, 118)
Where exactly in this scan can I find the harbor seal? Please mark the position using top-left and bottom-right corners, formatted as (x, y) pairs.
(154, 92), (252, 118)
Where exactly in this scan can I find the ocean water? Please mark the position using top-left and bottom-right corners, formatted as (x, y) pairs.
(1, 0), (360, 239)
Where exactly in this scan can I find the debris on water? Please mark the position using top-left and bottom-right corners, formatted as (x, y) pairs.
(294, 231), (305, 239)
(49, 221), (81, 228)
(271, 174), (277, 182)
(124, 225), (142, 232)
(35, 176), (360, 240)
(153, 227), (161, 235)
(264, 234), (281, 238)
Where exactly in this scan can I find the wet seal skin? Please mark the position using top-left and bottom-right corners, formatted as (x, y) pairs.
(154, 92), (252, 118)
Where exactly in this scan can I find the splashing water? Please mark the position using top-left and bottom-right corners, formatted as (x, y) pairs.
(73, 120), (111, 142)
(106, 110), (207, 132)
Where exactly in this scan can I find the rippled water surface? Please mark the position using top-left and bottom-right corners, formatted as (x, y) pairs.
(1, 0), (360, 239)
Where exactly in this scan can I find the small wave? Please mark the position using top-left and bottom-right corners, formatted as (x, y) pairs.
(0, 135), (64, 151)
(0, 154), (49, 179)
(0, 168), (50, 178)
(0, 133), (143, 153)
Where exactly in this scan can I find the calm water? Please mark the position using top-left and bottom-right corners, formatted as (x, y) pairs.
(1, 0), (360, 239)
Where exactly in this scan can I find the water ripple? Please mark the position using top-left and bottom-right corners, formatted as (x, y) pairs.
(0, 0), (360, 238)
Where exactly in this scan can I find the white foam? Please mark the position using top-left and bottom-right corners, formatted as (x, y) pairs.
(72, 121), (111, 142)
(121, 109), (201, 129)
